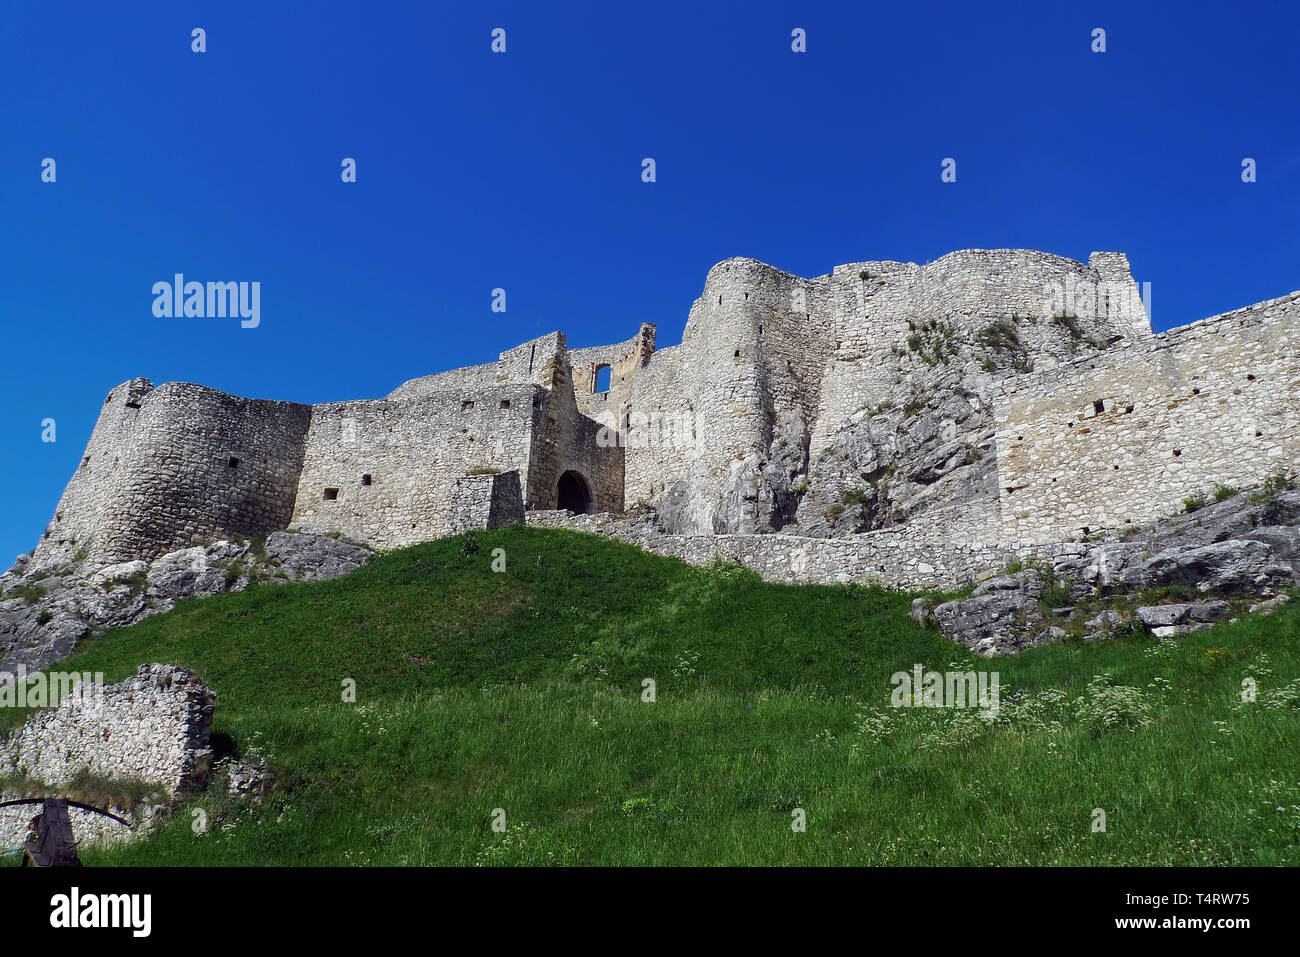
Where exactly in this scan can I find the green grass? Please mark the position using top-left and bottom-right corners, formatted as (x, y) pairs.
(8, 525), (1295, 866)
(1, 582), (47, 605)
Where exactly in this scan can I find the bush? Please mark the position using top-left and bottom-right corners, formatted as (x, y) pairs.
(1075, 674), (1153, 734)
(1183, 493), (1209, 513)
(1213, 483), (1239, 502)
(1250, 470), (1297, 504)
(840, 488), (868, 507)
(977, 319), (1021, 351)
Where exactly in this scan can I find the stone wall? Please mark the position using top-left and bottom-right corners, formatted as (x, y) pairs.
(570, 323), (656, 420)
(0, 664), (215, 795)
(524, 359), (624, 513)
(289, 387), (544, 548)
(995, 291), (1300, 543)
(810, 249), (1150, 457)
(32, 381), (312, 571)
(20, 248), (1296, 591)
(0, 798), (145, 850)
(525, 510), (1069, 591)
(445, 470), (525, 535)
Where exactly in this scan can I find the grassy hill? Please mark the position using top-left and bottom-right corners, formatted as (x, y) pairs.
(13, 525), (1300, 865)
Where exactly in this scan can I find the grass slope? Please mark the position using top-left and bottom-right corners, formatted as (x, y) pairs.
(11, 526), (1298, 866)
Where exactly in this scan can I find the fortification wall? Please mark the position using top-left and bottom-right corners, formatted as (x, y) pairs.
(386, 360), (501, 399)
(620, 258), (834, 530)
(809, 249), (1150, 457)
(525, 510), (1092, 590)
(289, 386), (544, 548)
(995, 291), (1300, 544)
(389, 332), (569, 401)
(496, 332), (566, 389)
(570, 323), (656, 420)
(23, 250), (1293, 583)
(34, 381), (311, 569)
(524, 359), (623, 513)
(32, 378), (154, 570)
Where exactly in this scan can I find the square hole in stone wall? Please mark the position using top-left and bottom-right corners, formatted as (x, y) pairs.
(462, 400), (475, 411)
(323, 488), (339, 501)
(228, 457), (240, 469)
(361, 474), (372, 486)
(500, 399), (511, 409)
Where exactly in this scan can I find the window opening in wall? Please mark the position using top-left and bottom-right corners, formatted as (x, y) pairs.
(1247, 374), (1256, 381)
(323, 488), (339, 500)
(734, 349), (740, 358)
(528, 344), (535, 375)
(361, 474), (373, 486)
(1093, 399), (1105, 415)
(1256, 430), (1263, 437)
(595, 365), (612, 392)
(744, 292), (749, 300)
(1172, 449), (1182, 457)
(1192, 388), (1200, 395)
(718, 295), (722, 304)
(228, 457), (240, 468)
(500, 399), (511, 409)
(532, 397), (542, 410)
(81, 456), (90, 468)
(462, 400), (474, 411)
(1125, 405), (1135, 414)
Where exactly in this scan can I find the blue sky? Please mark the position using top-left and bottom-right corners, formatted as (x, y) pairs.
(1, 0), (1296, 565)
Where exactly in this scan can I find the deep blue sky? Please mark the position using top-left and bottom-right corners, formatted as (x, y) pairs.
(2, 0), (1296, 566)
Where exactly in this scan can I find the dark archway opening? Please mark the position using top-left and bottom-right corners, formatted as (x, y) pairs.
(556, 470), (594, 514)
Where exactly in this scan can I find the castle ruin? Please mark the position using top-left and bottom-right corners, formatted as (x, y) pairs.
(28, 249), (1299, 586)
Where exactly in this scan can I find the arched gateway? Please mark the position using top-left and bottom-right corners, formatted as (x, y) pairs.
(556, 470), (594, 514)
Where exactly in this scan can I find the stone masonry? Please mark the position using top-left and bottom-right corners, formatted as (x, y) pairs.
(17, 248), (1299, 595)
(1, 664), (215, 794)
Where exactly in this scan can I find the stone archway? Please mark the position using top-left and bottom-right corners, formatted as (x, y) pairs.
(556, 470), (594, 514)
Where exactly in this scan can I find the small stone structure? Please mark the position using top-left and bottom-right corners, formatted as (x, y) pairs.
(0, 664), (215, 794)
(0, 664), (216, 850)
